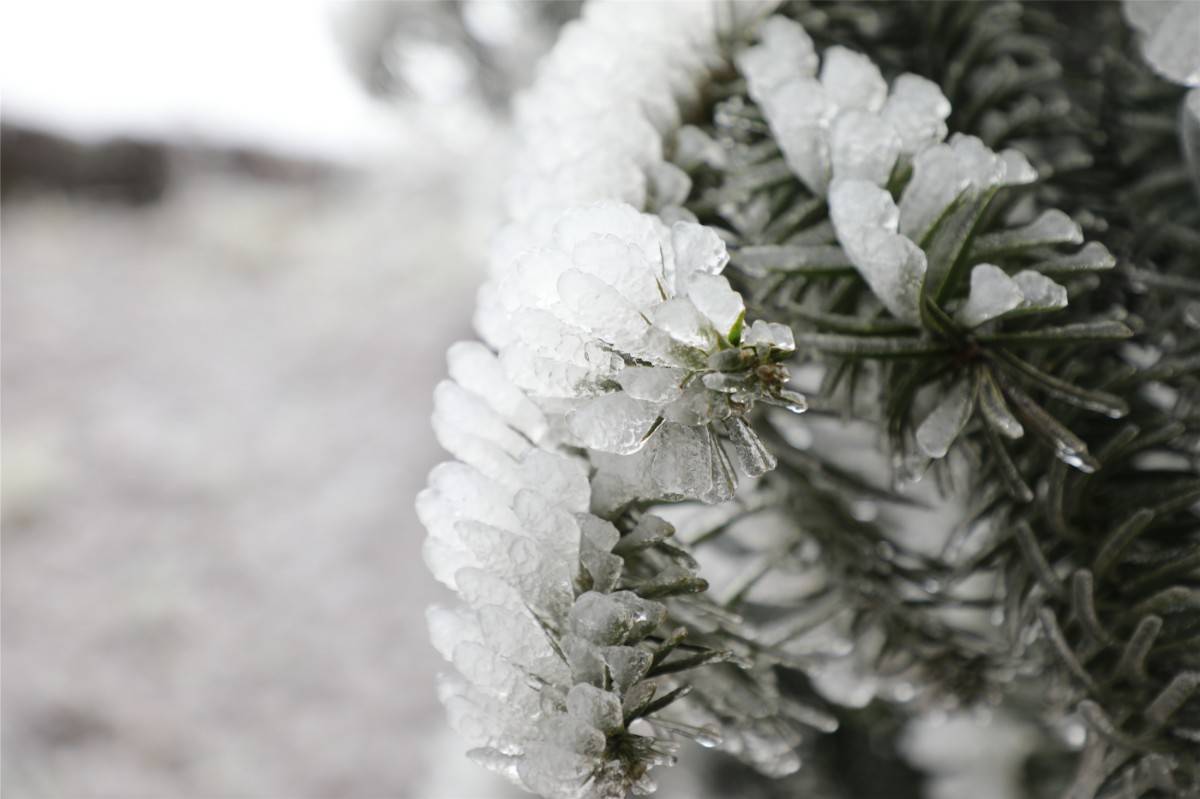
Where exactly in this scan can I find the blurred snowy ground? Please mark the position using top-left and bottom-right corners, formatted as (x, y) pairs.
(0, 3), (563, 796)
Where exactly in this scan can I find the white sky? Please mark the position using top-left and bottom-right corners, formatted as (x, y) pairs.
(0, 1), (399, 162)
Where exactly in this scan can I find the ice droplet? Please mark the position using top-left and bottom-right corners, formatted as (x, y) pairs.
(1055, 443), (1097, 474)
(850, 500), (879, 522)
(776, 389), (808, 414)
(1064, 721), (1087, 748)
(694, 726), (723, 748)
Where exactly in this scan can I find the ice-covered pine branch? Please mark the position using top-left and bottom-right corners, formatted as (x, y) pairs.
(418, 2), (1200, 797)
(478, 202), (804, 510)
(422, 342), (723, 798)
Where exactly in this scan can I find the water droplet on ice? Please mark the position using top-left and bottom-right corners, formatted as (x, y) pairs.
(694, 726), (722, 748)
(850, 500), (878, 522)
(1055, 444), (1096, 474)
(1064, 721), (1086, 748)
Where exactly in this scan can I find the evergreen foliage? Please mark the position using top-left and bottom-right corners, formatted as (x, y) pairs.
(420, 2), (1199, 796)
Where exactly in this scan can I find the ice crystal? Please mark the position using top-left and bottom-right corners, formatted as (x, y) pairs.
(483, 201), (802, 501)
(422, 343), (700, 798)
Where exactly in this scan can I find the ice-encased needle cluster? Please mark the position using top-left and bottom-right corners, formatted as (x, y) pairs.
(422, 342), (707, 798)
(738, 16), (1068, 328)
(479, 201), (805, 507)
(737, 15), (952, 198)
(826, 140), (1052, 325)
(421, 4), (1113, 795)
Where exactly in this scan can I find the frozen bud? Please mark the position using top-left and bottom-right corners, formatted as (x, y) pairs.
(742, 320), (796, 352)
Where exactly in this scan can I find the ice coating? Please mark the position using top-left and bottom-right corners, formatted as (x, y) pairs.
(484, 201), (803, 498)
(898, 135), (1036, 243)
(1123, 0), (1200, 86)
(421, 342), (691, 798)
(916, 379), (976, 459)
(828, 180), (928, 322)
(738, 16), (950, 195)
(828, 133), (1041, 324)
(956, 264), (1024, 328)
(506, 1), (779, 229)
(956, 264), (1068, 328)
